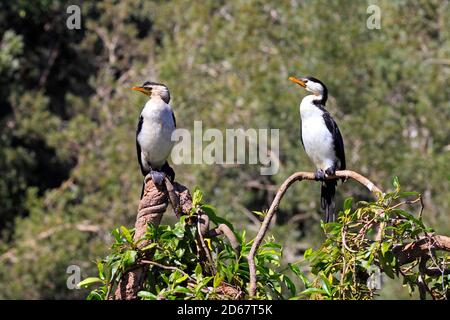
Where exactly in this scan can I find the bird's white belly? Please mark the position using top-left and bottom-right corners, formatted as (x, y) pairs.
(302, 117), (336, 170)
(138, 111), (175, 170)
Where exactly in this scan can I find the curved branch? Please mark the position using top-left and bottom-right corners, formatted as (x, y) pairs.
(247, 170), (382, 297)
(393, 234), (450, 266)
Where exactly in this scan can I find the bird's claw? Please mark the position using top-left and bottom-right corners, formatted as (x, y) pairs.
(145, 170), (165, 185)
(325, 166), (336, 176)
(151, 170), (165, 185)
(314, 170), (325, 181)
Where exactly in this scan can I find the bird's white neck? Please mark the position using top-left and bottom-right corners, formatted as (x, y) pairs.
(149, 95), (165, 104)
(151, 87), (170, 104)
(141, 96), (169, 116)
(300, 95), (326, 118)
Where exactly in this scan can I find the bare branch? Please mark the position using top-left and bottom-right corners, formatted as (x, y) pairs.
(247, 170), (382, 297)
(393, 234), (450, 266)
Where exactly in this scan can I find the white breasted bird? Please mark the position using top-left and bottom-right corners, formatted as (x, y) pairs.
(132, 81), (176, 198)
(289, 76), (346, 222)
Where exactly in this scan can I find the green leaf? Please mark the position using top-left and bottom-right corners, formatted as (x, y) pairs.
(111, 228), (121, 242)
(319, 272), (332, 296)
(390, 209), (425, 228)
(192, 187), (203, 206)
(120, 226), (133, 243)
(343, 197), (353, 211)
(304, 248), (313, 259)
(194, 263), (203, 280)
(392, 176), (400, 192)
(122, 250), (137, 268)
(173, 286), (192, 295)
(301, 287), (327, 296)
(97, 261), (105, 280)
(381, 242), (391, 256)
(173, 273), (189, 285)
(173, 223), (185, 238)
(146, 223), (158, 241)
(252, 210), (266, 218)
(262, 242), (282, 249)
(213, 272), (222, 288)
(77, 277), (103, 288)
(141, 243), (157, 251)
(289, 263), (310, 288)
(86, 291), (104, 300)
(137, 291), (157, 300)
(283, 275), (297, 296)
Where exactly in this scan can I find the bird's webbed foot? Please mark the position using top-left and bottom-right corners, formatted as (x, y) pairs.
(145, 170), (165, 185)
(325, 166), (336, 177)
(151, 170), (165, 185)
(314, 169), (325, 181)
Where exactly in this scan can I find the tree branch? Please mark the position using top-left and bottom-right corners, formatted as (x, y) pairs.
(393, 234), (450, 266)
(247, 170), (382, 297)
(114, 179), (168, 300)
(114, 175), (241, 299)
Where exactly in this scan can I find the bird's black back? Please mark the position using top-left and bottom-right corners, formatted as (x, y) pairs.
(322, 111), (346, 170)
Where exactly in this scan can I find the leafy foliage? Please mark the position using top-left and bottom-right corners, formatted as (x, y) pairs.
(82, 180), (449, 300)
(295, 178), (449, 300)
(82, 188), (297, 300)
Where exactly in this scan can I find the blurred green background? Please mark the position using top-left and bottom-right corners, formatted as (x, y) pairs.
(0, 0), (448, 299)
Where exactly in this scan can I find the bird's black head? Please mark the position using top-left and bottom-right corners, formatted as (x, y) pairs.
(132, 81), (170, 103)
(289, 75), (328, 104)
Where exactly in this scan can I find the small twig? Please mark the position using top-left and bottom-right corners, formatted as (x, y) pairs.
(197, 213), (216, 274)
(400, 260), (419, 274)
(390, 196), (422, 210)
(342, 226), (357, 253)
(426, 237), (448, 298)
(418, 258), (438, 300)
(375, 210), (386, 242)
(140, 260), (194, 281)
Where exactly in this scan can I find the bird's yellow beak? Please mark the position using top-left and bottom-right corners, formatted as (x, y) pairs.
(132, 86), (151, 96)
(289, 76), (306, 88)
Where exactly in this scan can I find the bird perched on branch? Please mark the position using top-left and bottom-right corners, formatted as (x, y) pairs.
(289, 76), (346, 222)
(132, 81), (176, 198)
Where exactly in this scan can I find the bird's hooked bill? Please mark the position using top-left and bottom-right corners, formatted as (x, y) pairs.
(289, 76), (306, 87)
(132, 86), (151, 95)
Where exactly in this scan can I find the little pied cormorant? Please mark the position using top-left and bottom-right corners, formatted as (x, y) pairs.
(132, 81), (176, 198)
(289, 76), (346, 222)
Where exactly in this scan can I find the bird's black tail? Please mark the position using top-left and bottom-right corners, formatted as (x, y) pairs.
(321, 180), (336, 223)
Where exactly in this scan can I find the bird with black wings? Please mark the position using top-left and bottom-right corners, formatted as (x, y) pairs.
(289, 76), (346, 222)
(132, 81), (176, 198)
